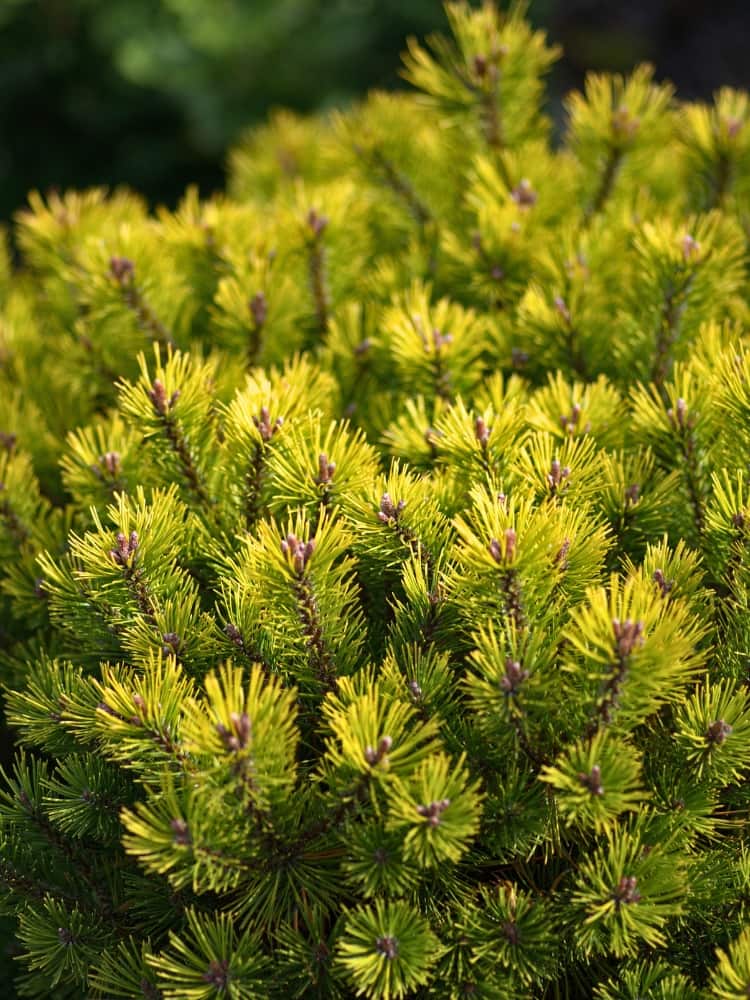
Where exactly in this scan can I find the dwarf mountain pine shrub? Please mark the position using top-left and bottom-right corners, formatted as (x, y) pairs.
(3, 3), (750, 997)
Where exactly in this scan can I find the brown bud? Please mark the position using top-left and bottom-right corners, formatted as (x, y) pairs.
(364, 734), (392, 766)
(500, 657), (529, 695)
(560, 403), (583, 435)
(502, 922), (520, 946)
(681, 233), (700, 261)
(667, 397), (689, 431)
(0, 432), (16, 452)
(253, 406), (283, 442)
(100, 451), (121, 477)
(110, 530), (138, 566)
(224, 623), (244, 646)
(249, 291), (267, 328)
(432, 328), (453, 352)
(298, 540), (314, 573)
(161, 632), (181, 657)
(489, 527), (516, 564)
(611, 105), (640, 140)
(554, 537), (571, 570)
(148, 379), (168, 415)
(217, 710), (253, 752)
(114, 532), (127, 560)
(653, 568), (673, 596)
(307, 209), (328, 237)
(316, 453), (336, 485)
(376, 936), (399, 960)
(416, 797), (451, 827)
(547, 459), (571, 491)
(613, 875), (641, 905)
(511, 347), (529, 368)
(554, 295), (572, 325)
(505, 527), (517, 561)
(578, 764), (604, 796)
(170, 818), (191, 846)
(58, 927), (75, 946)
(511, 178), (537, 207)
(378, 493), (406, 524)
(281, 533), (316, 574)
(612, 618), (645, 659)
(625, 483), (640, 506)
(706, 719), (733, 745)
(475, 416), (490, 447)
(202, 960), (230, 989)
(725, 116), (743, 139)
(110, 256), (135, 284)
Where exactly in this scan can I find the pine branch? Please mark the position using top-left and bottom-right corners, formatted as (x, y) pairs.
(668, 400), (707, 540)
(96, 700), (191, 770)
(110, 257), (176, 348)
(585, 145), (623, 222)
(110, 532), (158, 625)
(585, 618), (644, 737)
(15, 787), (121, 925)
(223, 624), (272, 676)
(293, 574), (337, 692)
(359, 146), (433, 230)
(378, 493), (435, 575)
(651, 269), (699, 390)
(499, 567), (526, 632)
(682, 437), (707, 540)
(477, 64), (504, 152)
(247, 291), (267, 366)
(554, 295), (589, 379)
(148, 379), (213, 511)
(306, 212), (330, 335)
(0, 488), (30, 547)
(710, 150), (732, 209)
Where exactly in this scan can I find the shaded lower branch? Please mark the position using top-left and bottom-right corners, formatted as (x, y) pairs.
(0, 490), (30, 547)
(585, 146), (624, 223)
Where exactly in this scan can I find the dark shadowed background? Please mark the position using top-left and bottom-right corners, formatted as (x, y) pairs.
(1, 0), (749, 223)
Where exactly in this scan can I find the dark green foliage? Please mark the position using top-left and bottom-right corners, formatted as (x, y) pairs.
(3, 3), (750, 997)
(0, 0), (449, 224)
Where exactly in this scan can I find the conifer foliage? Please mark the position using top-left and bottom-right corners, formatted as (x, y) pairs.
(3, 3), (750, 996)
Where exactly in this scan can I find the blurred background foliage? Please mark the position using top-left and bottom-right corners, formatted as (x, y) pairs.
(1, 0), (749, 222)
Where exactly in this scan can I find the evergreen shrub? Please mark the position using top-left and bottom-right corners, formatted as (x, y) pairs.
(3, 3), (750, 996)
